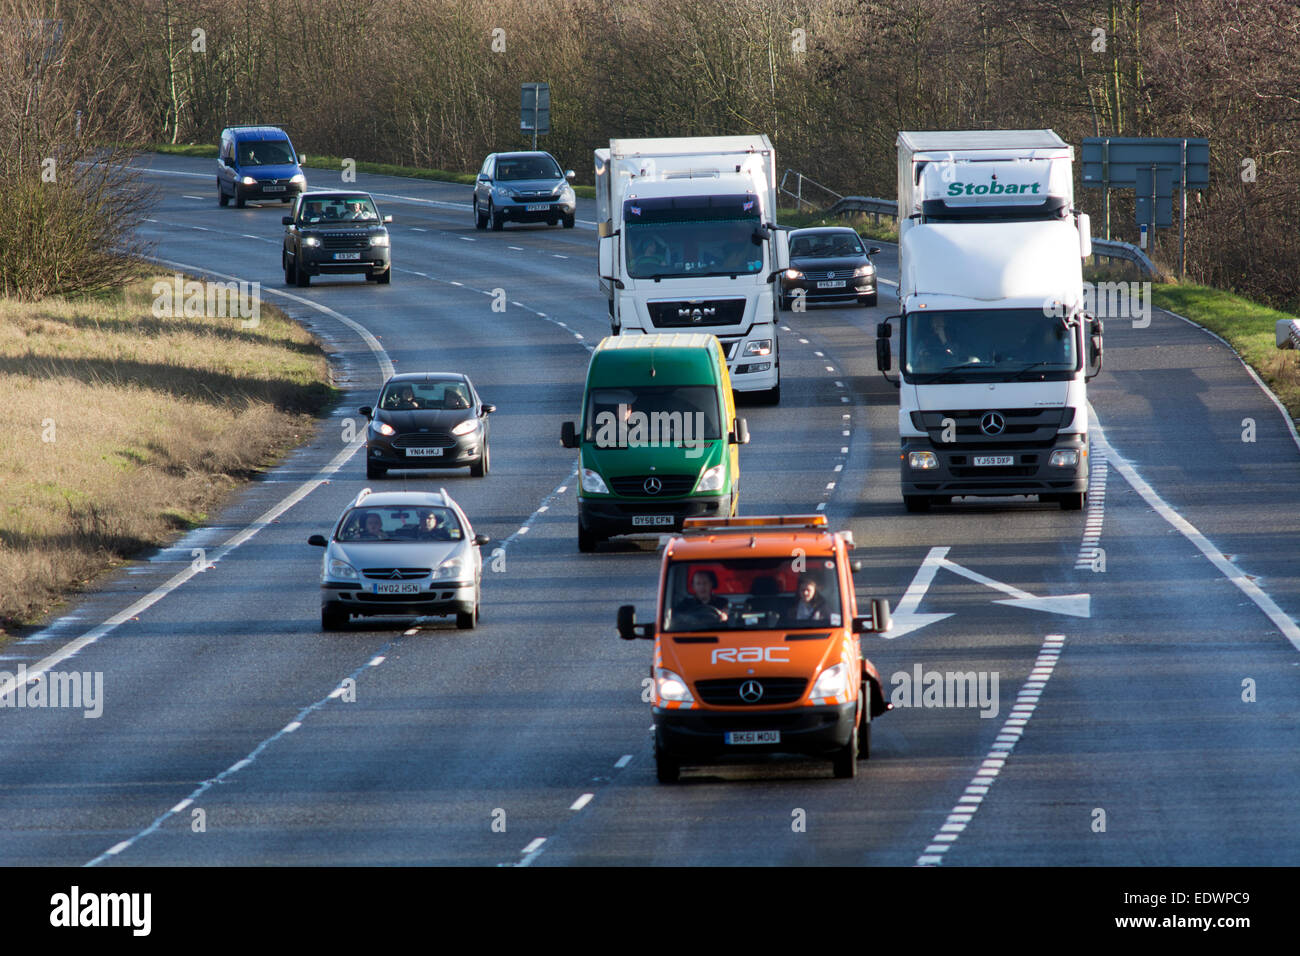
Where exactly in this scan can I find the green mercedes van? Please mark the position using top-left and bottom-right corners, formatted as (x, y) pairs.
(561, 334), (750, 552)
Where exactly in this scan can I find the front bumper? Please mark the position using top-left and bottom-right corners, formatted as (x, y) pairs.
(300, 247), (390, 277)
(501, 198), (575, 222)
(578, 494), (731, 538)
(901, 433), (1089, 497)
(781, 276), (876, 305)
(237, 180), (304, 202)
(654, 701), (857, 759)
(367, 432), (482, 469)
(322, 580), (475, 617)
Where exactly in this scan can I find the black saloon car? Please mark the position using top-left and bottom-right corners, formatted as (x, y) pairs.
(780, 227), (881, 309)
(360, 373), (495, 479)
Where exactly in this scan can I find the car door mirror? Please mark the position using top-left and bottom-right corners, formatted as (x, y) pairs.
(481, 404), (496, 415)
(474, 533), (491, 547)
(383, 214), (393, 224)
(359, 406), (373, 418)
(565, 170), (576, 181)
(560, 421), (578, 449)
(282, 215), (293, 225)
(730, 418), (750, 445)
(308, 534), (328, 547)
(868, 246), (881, 255)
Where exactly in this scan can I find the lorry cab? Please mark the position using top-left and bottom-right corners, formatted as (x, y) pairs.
(617, 514), (892, 782)
(562, 333), (749, 552)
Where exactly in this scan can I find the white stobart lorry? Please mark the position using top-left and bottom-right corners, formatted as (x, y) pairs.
(876, 129), (1103, 512)
(595, 136), (788, 404)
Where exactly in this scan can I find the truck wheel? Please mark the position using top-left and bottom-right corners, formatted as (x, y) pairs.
(904, 495), (931, 513)
(1059, 492), (1085, 511)
(577, 521), (600, 553)
(857, 688), (872, 759)
(756, 380), (781, 405)
(655, 746), (680, 784)
(321, 606), (347, 631)
(832, 718), (859, 778)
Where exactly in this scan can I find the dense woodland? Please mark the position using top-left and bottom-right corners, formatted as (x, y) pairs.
(3, 0), (1298, 304)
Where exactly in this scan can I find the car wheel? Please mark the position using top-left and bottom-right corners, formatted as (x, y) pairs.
(577, 521), (600, 553)
(469, 441), (490, 477)
(563, 213), (575, 229)
(832, 703), (860, 779)
(489, 201), (504, 231)
(654, 745), (680, 784)
(1059, 492), (1085, 511)
(456, 604), (478, 630)
(321, 606), (347, 631)
(366, 460), (386, 480)
(861, 293), (878, 307)
(218, 182), (229, 207)
(904, 495), (931, 514)
(295, 256), (310, 287)
(377, 267), (391, 285)
(235, 192), (246, 209)
(858, 687), (872, 759)
(284, 256), (295, 286)
(474, 199), (487, 230)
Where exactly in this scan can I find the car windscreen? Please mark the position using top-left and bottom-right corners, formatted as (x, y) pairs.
(624, 195), (763, 279)
(336, 506), (463, 542)
(238, 139), (295, 167)
(495, 156), (562, 180)
(790, 233), (863, 258)
(662, 556), (842, 632)
(379, 381), (471, 411)
(300, 196), (379, 224)
(583, 385), (721, 447)
(904, 309), (1080, 382)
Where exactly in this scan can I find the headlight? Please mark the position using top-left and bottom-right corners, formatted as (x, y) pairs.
(302, 236), (321, 248)
(496, 185), (517, 198)
(240, 175), (257, 185)
(853, 264), (875, 277)
(328, 558), (358, 580)
(655, 668), (694, 703)
(696, 463), (726, 492)
(784, 269), (803, 280)
(1049, 449), (1080, 468)
(451, 418), (479, 436)
(811, 662), (849, 698)
(369, 233), (390, 247)
(580, 468), (609, 494)
(290, 173), (306, 184)
(743, 339), (772, 357)
(371, 420), (396, 436)
(432, 556), (470, 581)
(908, 451), (939, 470)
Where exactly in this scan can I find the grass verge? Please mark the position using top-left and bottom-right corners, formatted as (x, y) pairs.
(0, 272), (336, 634)
(777, 207), (898, 243)
(149, 144), (598, 198)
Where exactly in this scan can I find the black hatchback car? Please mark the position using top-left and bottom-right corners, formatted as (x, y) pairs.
(473, 151), (576, 230)
(360, 373), (495, 479)
(282, 191), (392, 286)
(780, 227), (881, 309)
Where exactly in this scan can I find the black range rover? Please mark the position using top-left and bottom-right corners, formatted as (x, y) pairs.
(282, 191), (392, 286)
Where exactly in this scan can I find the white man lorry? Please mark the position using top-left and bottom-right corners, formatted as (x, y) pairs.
(596, 136), (788, 404)
(877, 129), (1102, 512)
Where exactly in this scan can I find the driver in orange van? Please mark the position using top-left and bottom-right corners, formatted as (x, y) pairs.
(672, 568), (730, 622)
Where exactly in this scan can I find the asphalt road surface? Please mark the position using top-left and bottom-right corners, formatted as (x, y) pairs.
(1, 155), (1296, 868)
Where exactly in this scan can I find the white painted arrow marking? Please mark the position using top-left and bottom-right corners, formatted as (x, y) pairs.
(885, 547), (1091, 639)
(885, 547), (955, 639)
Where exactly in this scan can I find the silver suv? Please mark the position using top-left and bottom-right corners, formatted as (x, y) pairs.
(473, 151), (576, 230)
(308, 488), (489, 630)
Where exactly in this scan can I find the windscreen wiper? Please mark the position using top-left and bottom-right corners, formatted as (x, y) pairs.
(925, 361), (987, 383)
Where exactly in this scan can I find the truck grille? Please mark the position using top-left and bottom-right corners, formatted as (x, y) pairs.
(910, 407), (1072, 446)
(695, 677), (808, 706)
(647, 299), (746, 328)
(608, 474), (698, 496)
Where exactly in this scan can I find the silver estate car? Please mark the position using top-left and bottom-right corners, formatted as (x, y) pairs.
(308, 488), (490, 631)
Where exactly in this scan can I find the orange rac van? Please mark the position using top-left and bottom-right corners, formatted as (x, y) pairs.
(617, 514), (892, 782)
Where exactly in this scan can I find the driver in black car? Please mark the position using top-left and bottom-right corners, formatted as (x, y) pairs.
(673, 569), (730, 624)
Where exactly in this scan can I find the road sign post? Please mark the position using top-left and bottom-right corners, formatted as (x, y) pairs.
(520, 83), (551, 150)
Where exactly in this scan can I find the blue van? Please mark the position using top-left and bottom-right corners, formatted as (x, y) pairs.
(217, 126), (306, 208)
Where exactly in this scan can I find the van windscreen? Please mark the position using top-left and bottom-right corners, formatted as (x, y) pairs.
(584, 386), (721, 446)
(238, 139), (295, 167)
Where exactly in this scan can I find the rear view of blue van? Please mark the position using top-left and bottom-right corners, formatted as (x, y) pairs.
(217, 126), (306, 208)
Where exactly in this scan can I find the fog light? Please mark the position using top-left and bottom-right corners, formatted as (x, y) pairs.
(1049, 449), (1080, 468)
(908, 451), (939, 470)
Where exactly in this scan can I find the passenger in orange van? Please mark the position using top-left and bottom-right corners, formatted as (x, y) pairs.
(791, 575), (829, 622)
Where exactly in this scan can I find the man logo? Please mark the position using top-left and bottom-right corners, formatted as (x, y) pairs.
(980, 411), (1006, 436)
(643, 477), (662, 495)
(739, 680), (764, 703)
